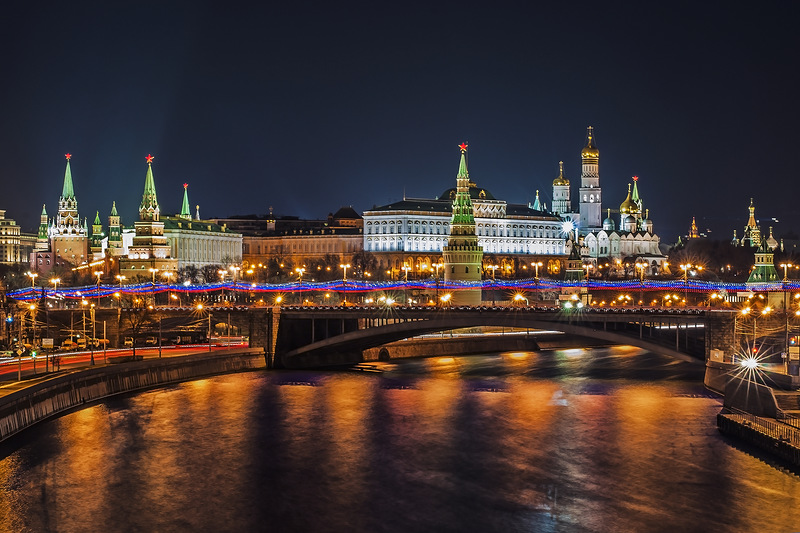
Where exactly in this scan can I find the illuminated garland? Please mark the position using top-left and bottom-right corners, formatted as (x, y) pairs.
(7, 278), (800, 302)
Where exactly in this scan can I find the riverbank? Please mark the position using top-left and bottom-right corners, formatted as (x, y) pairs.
(0, 348), (265, 443)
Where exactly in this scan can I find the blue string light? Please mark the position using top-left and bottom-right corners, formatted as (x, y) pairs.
(6, 278), (798, 302)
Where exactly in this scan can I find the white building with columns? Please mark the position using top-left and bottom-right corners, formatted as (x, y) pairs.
(363, 186), (565, 256)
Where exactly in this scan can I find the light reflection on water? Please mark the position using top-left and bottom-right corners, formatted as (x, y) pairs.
(0, 347), (798, 532)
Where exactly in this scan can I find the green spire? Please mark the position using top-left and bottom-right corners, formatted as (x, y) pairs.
(457, 148), (468, 180)
(180, 183), (191, 218)
(41, 204), (47, 216)
(62, 154), (75, 199)
(111, 201), (118, 216)
(450, 146), (476, 228)
(93, 211), (101, 225)
(631, 176), (640, 203)
(532, 190), (541, 211)
(139, 154), (160, 221)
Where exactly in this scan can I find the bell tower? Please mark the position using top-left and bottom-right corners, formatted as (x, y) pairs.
(579, 127), (602, 231)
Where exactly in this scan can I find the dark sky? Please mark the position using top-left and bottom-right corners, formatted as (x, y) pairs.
(2, 1), (798, 243)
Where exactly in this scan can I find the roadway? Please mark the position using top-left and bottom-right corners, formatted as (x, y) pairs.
(0, 342), (248, 393)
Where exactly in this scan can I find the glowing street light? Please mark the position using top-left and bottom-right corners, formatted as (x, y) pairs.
(401, 264), (411, 282)
(531, 261), (543, 280)
(340, 263), (351, 282)
(780, 263), (794, 282)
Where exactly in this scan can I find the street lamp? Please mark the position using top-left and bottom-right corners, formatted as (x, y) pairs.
(26, 272), (38, 288)
(532, 261), (543, 280)
(679, 263), (702, 306)
(781, 264), (794, 373)
(340, 263), (350, 282)
(229, 266), (240, 302)
(50, 278), (60, 309)
(149, 268), (159, 306)
(401, 264), (411, 282)
(115, 275), (125, 309)
(94, 271), (102, 308)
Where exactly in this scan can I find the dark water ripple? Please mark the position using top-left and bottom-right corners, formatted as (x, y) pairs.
(0, 347), (796, 533)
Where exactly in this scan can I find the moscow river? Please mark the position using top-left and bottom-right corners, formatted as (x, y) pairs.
(1, 346), (800, 532)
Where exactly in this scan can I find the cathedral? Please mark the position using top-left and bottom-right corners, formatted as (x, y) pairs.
(552, 128), (667, 274)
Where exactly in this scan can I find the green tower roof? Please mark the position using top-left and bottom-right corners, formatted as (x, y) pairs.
(93, 211), (101, 225)
(62, 154), (75, 199)
(532, 190), (541, 211)
(139, 154), (160, 218)
(41, 204), (47, 215)
(180, 183), (191, 218)
(631, 176), (640, 204)
(110, 200), (118, 216)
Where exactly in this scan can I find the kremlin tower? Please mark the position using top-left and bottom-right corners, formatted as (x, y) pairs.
(49, 153), (89, 265)
(119, 154), (177, 280)
(442, 143), (483, 305)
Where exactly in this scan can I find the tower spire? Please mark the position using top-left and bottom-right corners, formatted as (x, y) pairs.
(139, 154), (160, 221)
(532, 190), (541, 211)
(62, 153), (75, 199)
(180, 183), (191, 219)
(442, 142), (483, 305)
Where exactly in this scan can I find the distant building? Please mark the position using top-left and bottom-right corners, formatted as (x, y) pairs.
(230, 207), (362, 272)
(0, 210), (34, 264)
(740, 198), (763, 248)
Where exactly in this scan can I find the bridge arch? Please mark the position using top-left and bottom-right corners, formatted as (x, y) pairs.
(277, 309), (709, 368)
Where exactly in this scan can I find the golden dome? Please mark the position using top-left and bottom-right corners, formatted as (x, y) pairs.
(552, 161), (569, 186)
(619, 183), (637, 214)
(581, 126), (599, 158)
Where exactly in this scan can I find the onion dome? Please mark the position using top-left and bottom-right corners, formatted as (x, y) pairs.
(767, 226), (779, 250)
(624, 215), (636, 225)
(603, 209), (615, 231)
(619, 183), (636, 214)
(553, 161), (569, 186)
(581, 126), (599, 158)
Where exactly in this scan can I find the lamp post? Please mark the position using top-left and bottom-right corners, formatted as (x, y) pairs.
(339, 263), (351, 305)
(433, 262), (443, 304)
(229, 266), (240, 304)
(26, 272), (38, 288)
(680, 263), (692, 306)
(149, 268), (159, 306)
(781, 263), (794, 373)
(94, 271), (102, 308)
(50, 278), (60, 309)
(532, 261), (543, 280)
(115, 275), (125, 309)
(161, 271), (174, 306)
(90, 303), (96, 366)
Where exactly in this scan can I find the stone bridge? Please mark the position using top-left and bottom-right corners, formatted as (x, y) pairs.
(251, 306), (738, 369)
(35, 306), (738, 369)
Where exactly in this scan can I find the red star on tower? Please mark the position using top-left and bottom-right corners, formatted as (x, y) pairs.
(65, 153), (71, 161)
(458, 142), (468, 152)
(183, 183), (188, 189)
(146, 154), (154, 164)
(632, 175), (638, 182)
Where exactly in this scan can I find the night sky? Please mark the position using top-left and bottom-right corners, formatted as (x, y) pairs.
(2, 1), (798, 243)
